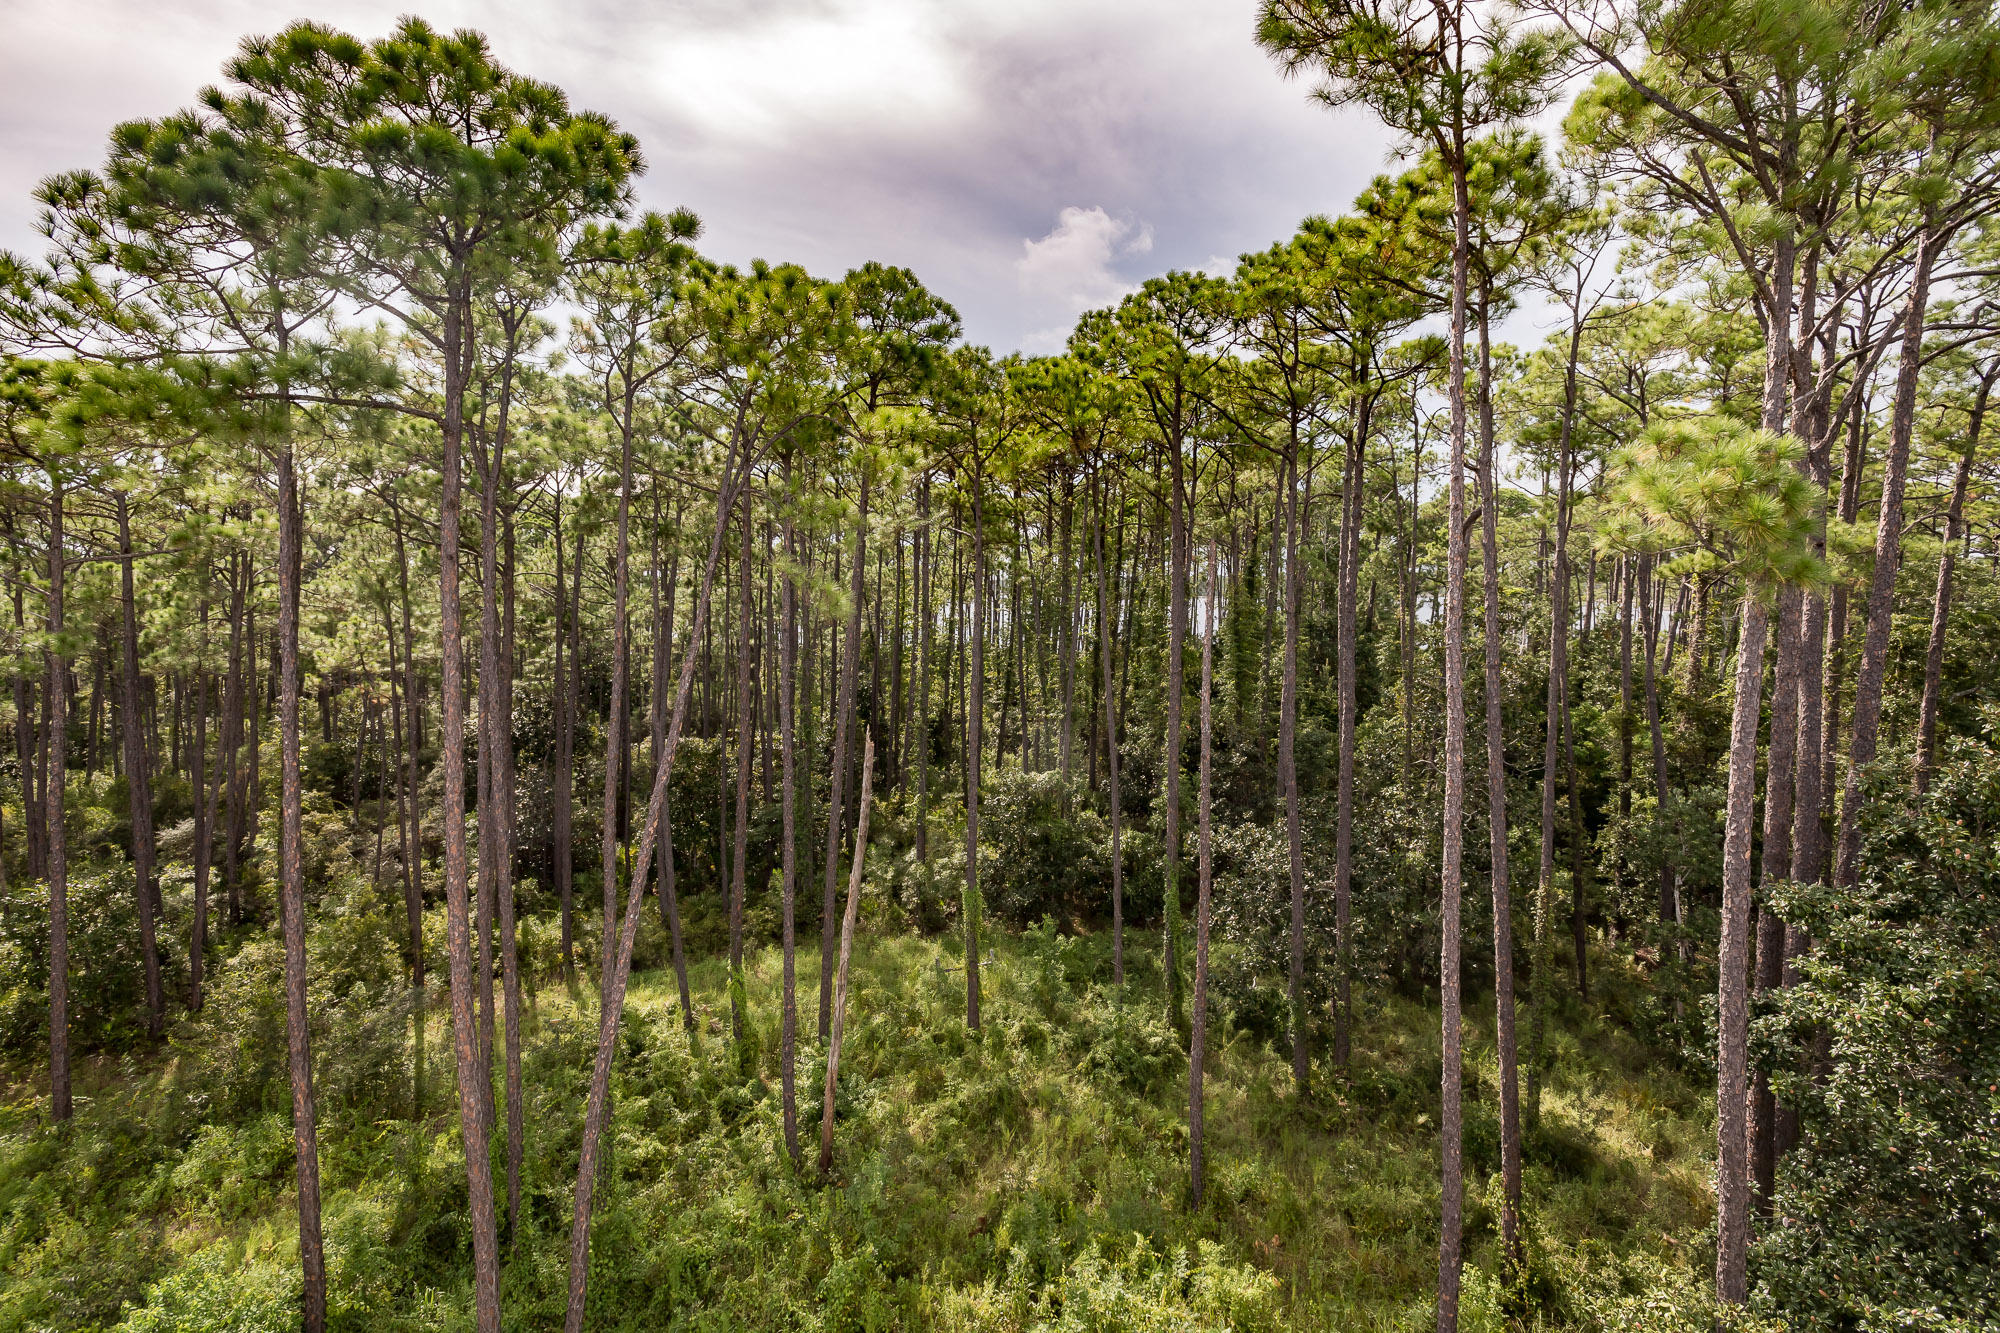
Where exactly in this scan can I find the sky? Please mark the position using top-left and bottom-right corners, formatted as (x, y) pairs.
(0, 0), (1411, 354)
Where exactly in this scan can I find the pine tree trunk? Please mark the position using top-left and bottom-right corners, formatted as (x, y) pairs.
(275, 442), (327, 1333)
(821, 479), (868, 1039)
(652, 490), (693, 1028)
(729, 500), (755, 1051)
(965, 467), (986, 1032)
(779, 499), (802, 1165)
(1189, 544), (1217, 1207)
(1094, 473), (1124, 985)
(115, 494), (164, 1039)
(1163, 441), (1189, 1033)
(1436, 154), (1472, 1333)
(45, 475), (71, 1123)
(438, 293), (501, 1333)
(819, 735), (875, 1179)
(552, 493), (574, 982)
(1336, 418), (1364, 1072)
(191, 606), (215, 1011)
(1278, 433), (1307, 1084)
(565, 441), (749, 1333)
(1914, 370), (1988, 792)
(1475, 305), (1521, 1267)
(1836, 230), (1938, 886)
(1715, 595), (1771, 1307)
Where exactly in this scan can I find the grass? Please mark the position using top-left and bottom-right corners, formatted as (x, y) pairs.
(0, 919), (1721, 1331)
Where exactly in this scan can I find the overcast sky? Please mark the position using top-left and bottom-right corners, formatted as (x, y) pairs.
(0, 0), (1413, 353)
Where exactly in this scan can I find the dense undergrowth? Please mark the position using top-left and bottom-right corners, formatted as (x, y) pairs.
(0, 913), (1725, 1332)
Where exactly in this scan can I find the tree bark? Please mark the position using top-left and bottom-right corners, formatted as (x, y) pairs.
(1914, 370), (1990, 793)
(821, 477), (868, 1039)
(1278, 447), (1306, 1085)
(114, 493), (164, 1039)
(564, 440), (748, 1333)
(1094, 473), (1124, 985)
(1436, 152), (1471, 1333)
(275, 444), (327, 1333)
(1836, 229), (1938, 888)
(438, 290), (502, 1332)
(819, 735), (875, 1179)
(1189, 543), (1217, 1208)
(779, 497), (802, 1164)
(1476, 303), (1521, 1268)
(1715, 595), (1771, 1307)
(45, 474), (71, 1123)
(651, 489), (693, 1029)
(729, 496), (756, 1051)
(965, 468), (986, 1032)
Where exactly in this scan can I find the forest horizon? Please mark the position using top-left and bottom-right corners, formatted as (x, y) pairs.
(0, 3), (1996, 1331)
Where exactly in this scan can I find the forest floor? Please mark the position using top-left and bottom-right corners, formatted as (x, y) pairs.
(0, 924), (1720, 1331)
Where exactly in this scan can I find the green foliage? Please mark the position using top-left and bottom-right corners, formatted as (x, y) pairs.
(1755, 722), (2000, 1328)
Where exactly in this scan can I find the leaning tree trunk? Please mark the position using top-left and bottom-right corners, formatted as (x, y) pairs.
(565, 438), (749, 1333)
(821, 476), (868, 1039)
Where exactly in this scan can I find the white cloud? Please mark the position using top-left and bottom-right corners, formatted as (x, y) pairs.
(644, 0), (972, 148)
(0, 0), (1403, 354)
(1015, 206), (1154, 352)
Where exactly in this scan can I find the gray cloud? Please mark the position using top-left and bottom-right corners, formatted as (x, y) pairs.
(0, 0), (1400, 352)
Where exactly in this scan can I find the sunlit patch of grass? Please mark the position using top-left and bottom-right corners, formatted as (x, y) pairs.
(1, 925), (1719, 1330)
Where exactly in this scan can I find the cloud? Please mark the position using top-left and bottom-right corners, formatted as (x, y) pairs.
(0, 0), (1401, 353)
(1014, 206), (1154, 351)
